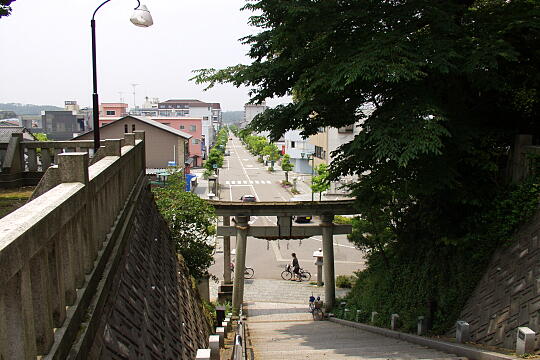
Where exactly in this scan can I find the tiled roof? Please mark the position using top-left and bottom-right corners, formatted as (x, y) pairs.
(0, 126), (36, 143)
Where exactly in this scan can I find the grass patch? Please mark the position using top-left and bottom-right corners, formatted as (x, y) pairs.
(0, 187), (34, 219)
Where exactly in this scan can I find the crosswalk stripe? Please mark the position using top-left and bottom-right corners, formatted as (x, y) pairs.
(250, 180), (254, 184)
(266, 180), (271, 184)
(255, 180), (260, 184)
(231, 180), (236, 185)
(226, 181), (230, 185)
(243, 180), (248, 184)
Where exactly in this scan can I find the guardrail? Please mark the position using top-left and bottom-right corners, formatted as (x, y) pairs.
(232, 306), (247, 360)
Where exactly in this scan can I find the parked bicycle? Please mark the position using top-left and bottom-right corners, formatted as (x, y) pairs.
(230, 262), (255, 279)
(281, 264), (311, 281)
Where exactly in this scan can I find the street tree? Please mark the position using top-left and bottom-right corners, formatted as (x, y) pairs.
(0, 0), (15, 18)
(280, 154), (294, 183)
(311, 164), (330, 201)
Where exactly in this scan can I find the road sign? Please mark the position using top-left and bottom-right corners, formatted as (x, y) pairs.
(213, 164), (218, 169)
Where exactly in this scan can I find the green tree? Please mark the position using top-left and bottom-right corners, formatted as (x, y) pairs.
(33, 133), (49, 142)
(280, 154), (294, 182)
(192, 0), (540, 328)
(153, 171), (216, 279)
(311, 164), (330, 201)
(0, 0), (15, 18)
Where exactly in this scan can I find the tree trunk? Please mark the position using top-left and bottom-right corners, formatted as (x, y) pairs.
(285, 171), (289, 183)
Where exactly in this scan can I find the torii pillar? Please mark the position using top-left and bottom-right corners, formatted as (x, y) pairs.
(232, 216), (249, 315)
(320, 215), (336, 310)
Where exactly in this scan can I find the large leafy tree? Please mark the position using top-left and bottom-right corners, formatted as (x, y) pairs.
(193, 0), (540, 328)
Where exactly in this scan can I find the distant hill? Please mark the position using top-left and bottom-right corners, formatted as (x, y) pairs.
(0, 103), (63, 115)
(222, 111), (243, 124)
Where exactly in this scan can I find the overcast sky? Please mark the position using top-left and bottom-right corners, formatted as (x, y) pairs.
(0, 0), (286, 111)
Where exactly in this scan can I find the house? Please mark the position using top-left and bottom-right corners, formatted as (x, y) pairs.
(283, 130), (315, 174)
(40, 110), (86, 140)
(73, 116), (192, 170)
(243, 102), (267, 128)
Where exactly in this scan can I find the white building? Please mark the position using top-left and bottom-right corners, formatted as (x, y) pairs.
(156, 99), (222, 156)
(243, 102), (267, 128)
(283, 130), (315, 174)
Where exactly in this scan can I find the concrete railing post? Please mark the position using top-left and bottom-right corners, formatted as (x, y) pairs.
(124, 133), (136, 146)
(58, 152), (89, 185)
(216, 327), (225, 348)
(104, 139), (122, 156)
(371, 311), (378, 324)
(320, 214), (335, 310)
(516, 327), (535, 355)
(232, 216), (249, 315)
(196, 349), (211, 360)
(356, 309), (361, 322)
(391, 314), (399, 330)
(209, 335), (220, 360)
(456, 321), (470, 343)
(417, 316), (426, 336)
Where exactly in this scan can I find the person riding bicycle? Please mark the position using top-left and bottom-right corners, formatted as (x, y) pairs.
(291, 253), (301, 281)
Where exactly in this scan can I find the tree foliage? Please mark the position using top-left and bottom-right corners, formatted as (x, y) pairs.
(192, 0), (540, 331)
(280, 154), (294, 182)
(153, 171), (217, 279)
(311, 163), (331, 200)
(0, 0), (15, 18)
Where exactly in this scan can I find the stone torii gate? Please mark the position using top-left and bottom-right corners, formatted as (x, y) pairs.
(210, 200), (357, 314)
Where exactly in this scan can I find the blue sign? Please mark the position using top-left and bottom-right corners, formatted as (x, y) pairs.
(168, 161), (176, 167)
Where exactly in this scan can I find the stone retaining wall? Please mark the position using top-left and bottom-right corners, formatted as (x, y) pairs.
(457, 204), (540, 350)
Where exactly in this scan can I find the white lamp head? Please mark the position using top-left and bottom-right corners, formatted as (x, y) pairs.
(130, 4), (153, 27)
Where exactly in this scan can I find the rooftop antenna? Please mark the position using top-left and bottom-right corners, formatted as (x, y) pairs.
(131, 83), (140, 109)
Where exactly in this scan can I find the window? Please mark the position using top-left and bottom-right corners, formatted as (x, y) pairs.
(203, 116), (209, 120)
(124, 124), (128, 133)
(193, 139), (199, 144)
(291, 141), (296, 148)
(190, 125), (196, 132)
(180, 125), (185, 129)
(132, 124), (136, 132)
(106, 110), (115, 116)
(315, 146), (325, 159)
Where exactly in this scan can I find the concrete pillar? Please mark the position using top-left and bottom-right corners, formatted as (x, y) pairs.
(196, 349), (211, 360)
(356, 310), (361, 322)
(371, 311), (378, 323)
(516, 327), (535, 355)
(223, 216), (232, 284)
(417, 316), (426, 336)
(391, 314), (399, 330)
(320, 214), (335, 310)
(209, 335), (220, 360)
(456, 321), (470, 343)
(104, 139), (122, 156)
(221, 321), (229, 336)
(216, 327), (225, 348)
(232, 216), (249, 315)
(124, 133), (136, 146)
(58, 152), (89, 184)
(197, 276), (210, 302)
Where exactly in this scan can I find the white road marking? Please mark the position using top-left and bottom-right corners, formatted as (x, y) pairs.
(255, 180), (260, 184)
(250, 180), (254, 184)
(243, 180), (248, 184)
(246, 164), (253, 167)
(226, 181), (230, 185)
(266, 180), (272, 184)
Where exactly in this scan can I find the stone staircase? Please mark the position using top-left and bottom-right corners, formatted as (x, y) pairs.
(246, 302), (467, 360)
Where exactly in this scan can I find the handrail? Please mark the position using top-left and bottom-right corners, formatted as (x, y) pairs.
(232, 306), (247, 360)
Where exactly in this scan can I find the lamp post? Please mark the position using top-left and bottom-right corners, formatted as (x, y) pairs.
(91, 0), (153, 151)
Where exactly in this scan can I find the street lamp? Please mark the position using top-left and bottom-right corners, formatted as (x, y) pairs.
(91, 0), (153, 151)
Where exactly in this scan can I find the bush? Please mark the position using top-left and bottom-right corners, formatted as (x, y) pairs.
(334, 215), (353, 225)
(336, 275), (355, 288)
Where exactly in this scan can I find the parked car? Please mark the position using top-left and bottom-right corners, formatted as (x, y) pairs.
(240, 194), (256, 202)
(224, 150), (230, 156)
(289, 196), (312, 223)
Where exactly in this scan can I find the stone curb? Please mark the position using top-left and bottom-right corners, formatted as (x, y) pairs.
(329, 318), (518, 360)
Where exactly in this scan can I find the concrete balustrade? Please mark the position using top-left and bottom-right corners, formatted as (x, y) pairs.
(0, 134), (146, 359)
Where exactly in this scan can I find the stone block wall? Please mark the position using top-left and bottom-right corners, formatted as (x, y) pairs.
(457, 205), (540, 350)
(87, 187), (210, 359)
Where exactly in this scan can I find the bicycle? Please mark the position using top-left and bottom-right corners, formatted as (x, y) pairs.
(230, 263), (254, 279)
(281, 264), (311, 281)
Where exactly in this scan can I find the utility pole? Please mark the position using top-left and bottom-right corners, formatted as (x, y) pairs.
(118, 91), (124, 103)
(131, 83), (140, 110)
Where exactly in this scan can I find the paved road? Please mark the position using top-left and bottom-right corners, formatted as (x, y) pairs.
(208, 135), (366, 283)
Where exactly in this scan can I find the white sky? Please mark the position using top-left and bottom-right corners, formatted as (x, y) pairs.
(0, 0), (287, 111)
